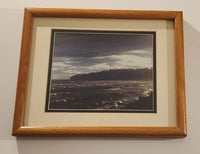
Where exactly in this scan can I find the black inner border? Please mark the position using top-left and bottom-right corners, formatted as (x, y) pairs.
(45, 29), (157, 113)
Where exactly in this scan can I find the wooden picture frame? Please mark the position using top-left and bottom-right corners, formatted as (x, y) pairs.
(12, 8), (186, 137)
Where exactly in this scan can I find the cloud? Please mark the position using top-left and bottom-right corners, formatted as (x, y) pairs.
(51, 51), (153, 79)
(50, 31), (154, 79)
(53, 31), (153, 58)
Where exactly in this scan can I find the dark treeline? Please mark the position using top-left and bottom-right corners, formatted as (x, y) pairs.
(70, 68), (153, 81)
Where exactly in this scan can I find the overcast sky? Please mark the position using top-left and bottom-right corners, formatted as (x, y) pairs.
(51, 31), (154, 79)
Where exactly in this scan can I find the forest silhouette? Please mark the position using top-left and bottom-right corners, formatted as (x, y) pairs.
(70, 68), (153, 81)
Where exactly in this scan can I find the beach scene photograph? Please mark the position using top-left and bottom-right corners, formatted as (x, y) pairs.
(45, 30), (156, 112)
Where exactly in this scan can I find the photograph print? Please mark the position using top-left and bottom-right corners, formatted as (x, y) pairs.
(45, 29), (156, 113)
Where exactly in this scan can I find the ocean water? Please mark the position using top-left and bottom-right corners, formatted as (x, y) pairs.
(47, 80), (154, 112)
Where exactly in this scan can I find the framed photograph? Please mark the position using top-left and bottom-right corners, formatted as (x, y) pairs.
(46, 30), (156, 113)
(12, 8), (186, 137)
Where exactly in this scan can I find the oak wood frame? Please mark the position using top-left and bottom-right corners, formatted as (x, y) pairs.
(12, 8), (186, 137)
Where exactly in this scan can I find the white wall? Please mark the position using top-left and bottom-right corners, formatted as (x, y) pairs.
(0, 0), (200, 154)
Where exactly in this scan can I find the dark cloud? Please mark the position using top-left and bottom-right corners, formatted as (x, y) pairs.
(53, 32), (153, 58)
(51, 31), (154, 79)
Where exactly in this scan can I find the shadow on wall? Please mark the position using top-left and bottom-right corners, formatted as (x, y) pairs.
(16, 136), (185, 154)
(0, 8), (23, 141)
(183, 19), (200, 143)
(14, 20), (200, 154)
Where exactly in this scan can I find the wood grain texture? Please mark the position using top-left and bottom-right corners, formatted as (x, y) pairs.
(13, 126), (184, 137)
(174, 12), (187, 136)
(12, 8), (187, 137)
(12, 8), (33, 135)
(28, 8), (181, 19)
